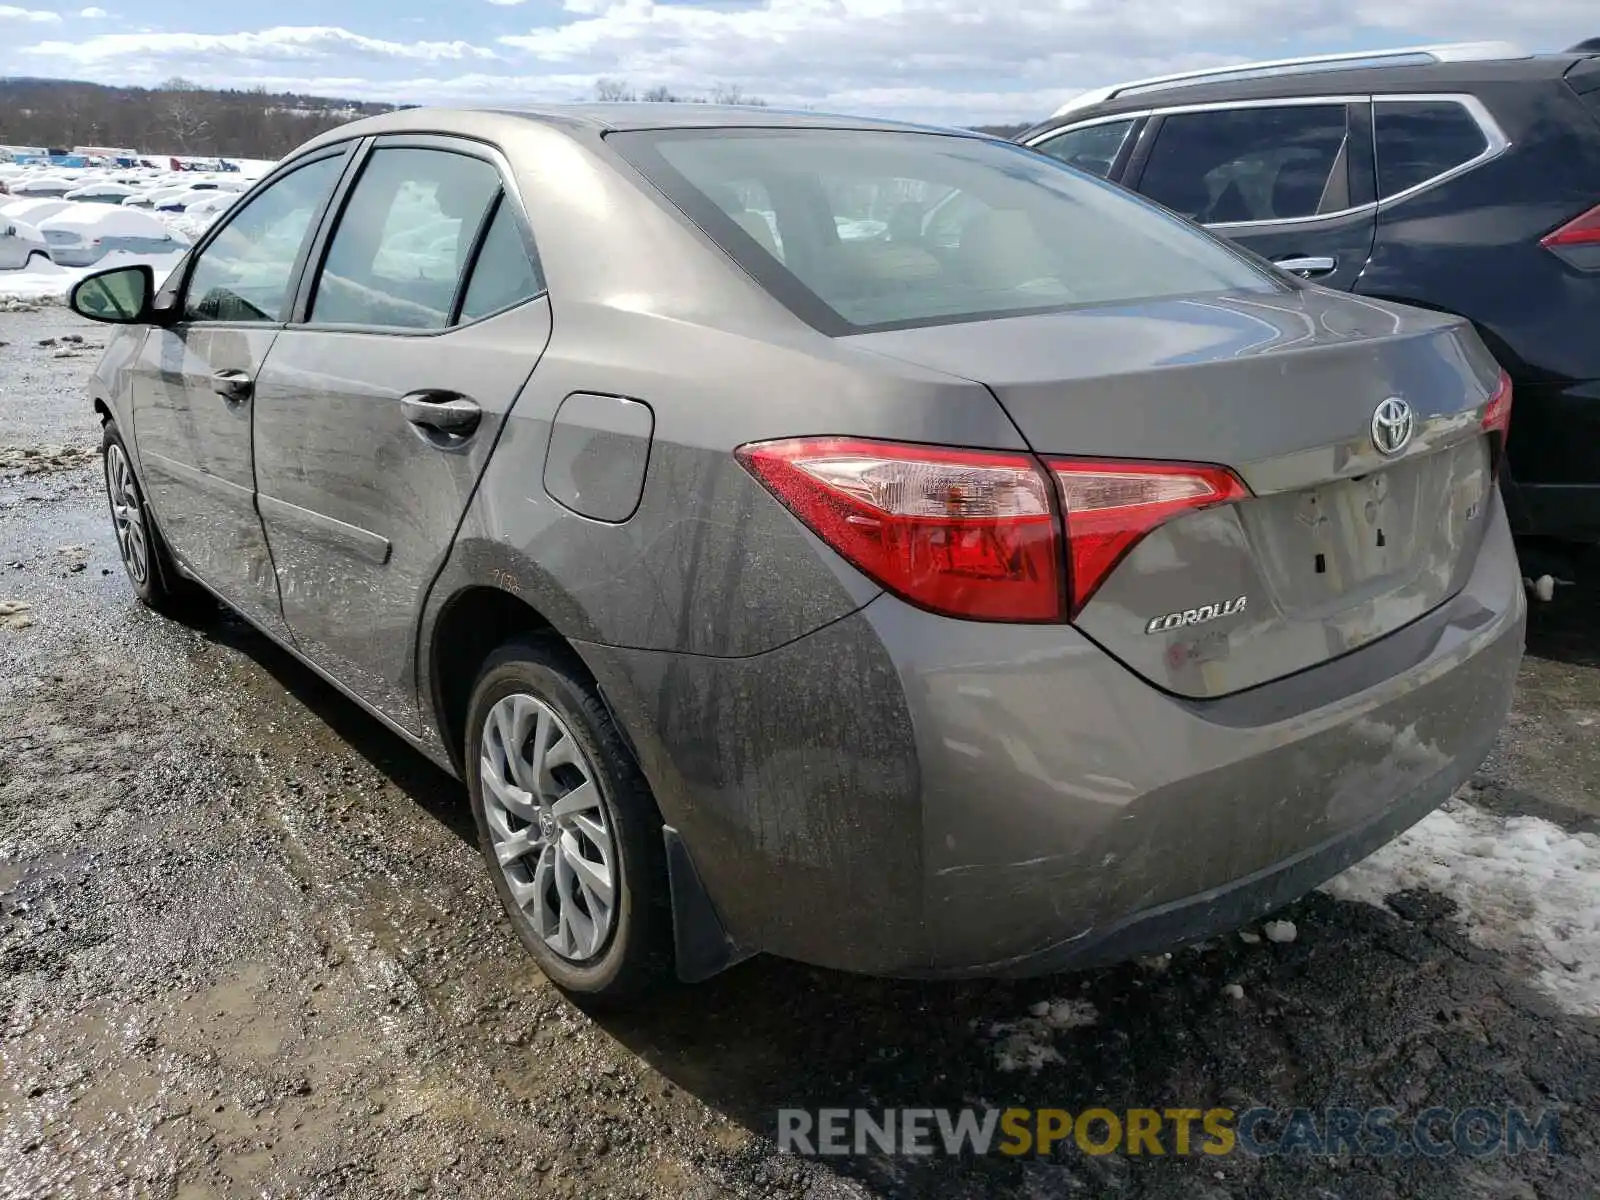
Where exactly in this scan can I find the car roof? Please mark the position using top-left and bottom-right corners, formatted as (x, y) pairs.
(299, 103), (979, 153)
(1028, 44), (1597, 133)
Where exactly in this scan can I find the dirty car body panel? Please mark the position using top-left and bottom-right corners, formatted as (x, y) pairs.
(84, 104), (1526, 981)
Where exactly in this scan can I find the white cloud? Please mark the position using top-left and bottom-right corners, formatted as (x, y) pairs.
(78, 6), (107, 16)
(7, 4), (1600, 124)
(25, 25), (499, 69)
(0, 5), (61, 22)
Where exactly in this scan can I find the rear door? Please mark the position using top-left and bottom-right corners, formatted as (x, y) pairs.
(129, 146), (350, 637)
(1127, 100), (1378, 290)
(250, 137), (552, 731)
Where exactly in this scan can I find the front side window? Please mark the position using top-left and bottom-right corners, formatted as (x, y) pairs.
(1032, 119), (1136, 178)
(183, 154), (344, 323)
(611, 129), (1276, 334)
(310, 147), (501, 330)
(1374, 100), (1489, 199)
(1139, 106), (1349, 224)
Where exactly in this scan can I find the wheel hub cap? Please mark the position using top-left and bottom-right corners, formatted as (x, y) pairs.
(104, 443), (148, 586)
(479, 693), (617, 962)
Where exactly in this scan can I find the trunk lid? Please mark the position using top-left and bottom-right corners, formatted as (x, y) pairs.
(847, 287), (1504, 698)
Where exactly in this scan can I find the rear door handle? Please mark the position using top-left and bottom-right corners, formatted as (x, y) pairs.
(211, 369), (253, 402)
(401, 391), (482, 438)
(1274, 255), (1337, 278)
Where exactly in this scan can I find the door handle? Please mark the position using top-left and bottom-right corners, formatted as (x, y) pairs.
(1274, 255), (1337, 278)
(401, 392), (482, 438)
(211, 369), (253, 402)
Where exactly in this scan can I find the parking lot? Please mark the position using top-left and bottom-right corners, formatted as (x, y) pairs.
(1, 305), (1597, 1199)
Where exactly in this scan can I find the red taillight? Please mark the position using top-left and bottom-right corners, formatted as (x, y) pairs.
(1047, 459), (1251, 617)
(1541, 202), (1600, 249)
(1481, 369), (1513, 472)
(737, 437), (1253, 623)
(735, 437), (1063, 621)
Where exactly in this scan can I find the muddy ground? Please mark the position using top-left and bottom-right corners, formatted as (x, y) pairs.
(1, 306), (1597, 1199)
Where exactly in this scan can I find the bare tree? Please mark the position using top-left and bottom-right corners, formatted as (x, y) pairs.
(593, 78), (637, 103)
(709, 83), (766, 107)
(641, 85), (682, 103)
(158, 77), (212, 154)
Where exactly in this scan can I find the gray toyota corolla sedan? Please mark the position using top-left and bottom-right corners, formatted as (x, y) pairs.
(68, 105), (1525, 1002)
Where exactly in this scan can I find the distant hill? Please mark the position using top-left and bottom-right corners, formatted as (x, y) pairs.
(0, 76), (1034, 160)
(0, 77), (403, 159)
(969, 123), (1031, 139)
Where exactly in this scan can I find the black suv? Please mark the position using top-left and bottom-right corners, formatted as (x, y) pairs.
(1019, 41), (1600, 544)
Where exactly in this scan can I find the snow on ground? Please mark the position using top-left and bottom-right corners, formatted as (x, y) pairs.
(0, 249), (185, 304)
(984, 998), (1099, 1073)
(1322, 790), (1600, 1017)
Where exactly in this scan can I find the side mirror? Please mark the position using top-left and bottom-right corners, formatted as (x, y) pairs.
(68, 263), (155, 324)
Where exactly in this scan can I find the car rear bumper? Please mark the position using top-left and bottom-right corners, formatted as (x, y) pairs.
(578, 495), (1526, 978)
(1502, 377), (1600, 543)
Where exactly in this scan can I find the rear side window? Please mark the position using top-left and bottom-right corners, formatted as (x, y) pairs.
(458, 197), (545, 322)
(1032, 119), (1136, 178)
(310, 147), (501, 330)
(1139, 105), (1349, 223)
(1373, 101), (1489, 199)
(610, 129), (1276, 335)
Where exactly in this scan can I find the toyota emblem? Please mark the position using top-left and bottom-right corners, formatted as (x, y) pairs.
(1371, 397), (1414, 457)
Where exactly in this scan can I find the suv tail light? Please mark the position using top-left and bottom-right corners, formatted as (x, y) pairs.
(735, 438), (1062, 621)
(1540, 201), (1600, 249)
(1481, 369), (1513, 472)
(1047, 459), (1251, 616)
(736, 437), (1251, 622)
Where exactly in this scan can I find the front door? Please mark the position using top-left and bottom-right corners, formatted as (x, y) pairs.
(130, 149), (350, 634)
(250, 140), (552, 730)
(1128, 101), (1378, 291)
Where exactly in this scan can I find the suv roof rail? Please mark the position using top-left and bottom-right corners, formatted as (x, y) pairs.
(1049, 41), (1527, 118)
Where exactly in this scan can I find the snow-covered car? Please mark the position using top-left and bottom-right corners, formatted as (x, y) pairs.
(0, 216), (50, 269)
(64, 181), (137, 205)
(154, 188), (223, 212)
(1, 197), (75, 225)
(35, 206), (187, 267)
(122, 185), (195, 209)
(11, 175), (76, 198)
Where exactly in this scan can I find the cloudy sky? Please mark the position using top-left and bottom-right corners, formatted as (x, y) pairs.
(0, 1), (1595, 125)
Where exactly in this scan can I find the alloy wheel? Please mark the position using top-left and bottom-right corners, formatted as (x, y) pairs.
(104, 442), (149, 586)
(479, 693), (618, 961)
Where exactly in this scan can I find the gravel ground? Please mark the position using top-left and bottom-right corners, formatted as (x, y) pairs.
(1, 307), (1597, 1200)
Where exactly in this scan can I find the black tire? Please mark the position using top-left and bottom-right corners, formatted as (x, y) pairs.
(101, 420), (207, 617)
(464, 638), (674, 1004)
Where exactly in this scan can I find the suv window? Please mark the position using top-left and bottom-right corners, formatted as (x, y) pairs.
(1032, 119), (1136, 178)
(183, 154), (344, 323)
(1139, 105), (1348, 224)
(1374, 100), (1488, 199)
(611, 129), (1276, 334)
(311, 147), (501, 330)
(457, 197), (546, 322)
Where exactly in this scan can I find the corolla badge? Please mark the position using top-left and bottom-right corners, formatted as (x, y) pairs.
(1371, 397), (1415, 456)
(1145, 595), (1248, 635)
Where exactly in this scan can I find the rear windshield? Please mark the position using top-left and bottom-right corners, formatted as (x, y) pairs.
(609, 128), (1279, 334)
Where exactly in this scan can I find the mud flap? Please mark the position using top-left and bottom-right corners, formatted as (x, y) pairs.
(663, 826), (751, 983)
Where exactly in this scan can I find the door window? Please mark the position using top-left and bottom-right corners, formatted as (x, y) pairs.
(310, 147), (501, 330)
(1032, 119), (1136, 178)
(1139, 105), (1349, 224)
(1373, 100), (1489, 198)
(457, 197), (546, 322)
(183, 154), (344, 323)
